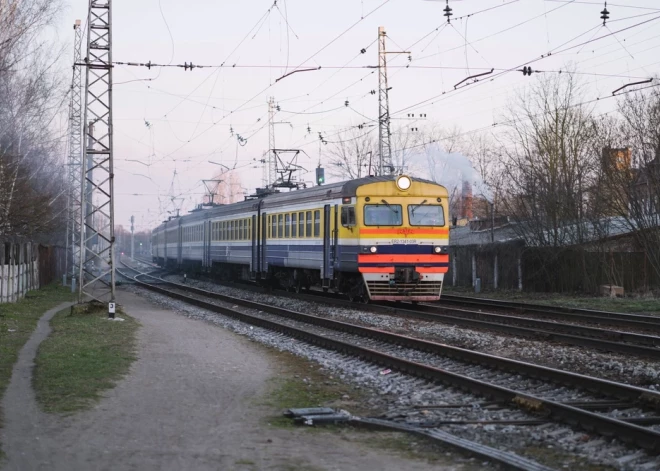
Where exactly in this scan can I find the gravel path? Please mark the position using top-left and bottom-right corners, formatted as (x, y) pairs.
(0, 288), (470, 471)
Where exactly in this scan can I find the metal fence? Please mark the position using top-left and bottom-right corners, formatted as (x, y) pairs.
(447, 243), (660, 294)
(0, 240), (66, 303)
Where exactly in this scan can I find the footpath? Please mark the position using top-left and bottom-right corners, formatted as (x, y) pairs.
(0, 288), (453, 471)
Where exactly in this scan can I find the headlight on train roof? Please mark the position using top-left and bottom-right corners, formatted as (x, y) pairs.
(396, 175), (412, 191)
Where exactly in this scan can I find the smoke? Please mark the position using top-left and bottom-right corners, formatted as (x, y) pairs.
(408, 143), (492, 200)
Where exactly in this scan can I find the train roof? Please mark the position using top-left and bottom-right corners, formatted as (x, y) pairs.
(153, 175), (442, 232)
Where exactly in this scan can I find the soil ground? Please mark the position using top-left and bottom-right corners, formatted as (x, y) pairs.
(0, 288), (476, 471)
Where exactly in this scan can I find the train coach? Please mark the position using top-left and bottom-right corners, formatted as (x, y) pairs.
(152, 175), (450, 302)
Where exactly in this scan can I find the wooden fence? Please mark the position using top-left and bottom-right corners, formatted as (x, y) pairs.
(447, 243), (660, 294)
(0, 240), (66, 303)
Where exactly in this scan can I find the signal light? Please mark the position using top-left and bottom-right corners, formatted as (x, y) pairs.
(316, 167), (325, 186)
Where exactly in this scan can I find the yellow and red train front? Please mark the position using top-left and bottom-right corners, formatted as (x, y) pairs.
(354, 177), (449, 301)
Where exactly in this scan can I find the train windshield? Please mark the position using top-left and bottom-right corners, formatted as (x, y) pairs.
(364, 204), (403, 226)
(408, 204), (445, 226)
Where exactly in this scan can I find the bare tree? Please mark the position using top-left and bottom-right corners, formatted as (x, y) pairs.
(499, 71), (600, 247)
(325, 127), (376, 179)
(0, 0), (66, 240)
(598, 84), (660, 280)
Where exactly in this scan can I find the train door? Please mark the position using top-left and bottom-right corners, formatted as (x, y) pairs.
(332, 204), (339, 271)
(250, 214), (257, 280)
(204, 220), (212, 270)
(322, 204), (334, 288)
(177, 222), (183, 267)
(260, 213), (268, 278)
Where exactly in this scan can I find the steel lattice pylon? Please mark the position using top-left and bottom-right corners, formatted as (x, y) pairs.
(378, 26), (393, 176)
(65, 20), (83, 286)
(79, 0), (116, 309)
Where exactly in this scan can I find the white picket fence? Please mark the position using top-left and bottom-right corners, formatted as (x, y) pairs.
(0, 242), (40, 304)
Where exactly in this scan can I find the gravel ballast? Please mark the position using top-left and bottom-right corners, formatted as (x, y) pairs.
(131, 283), (660, 471)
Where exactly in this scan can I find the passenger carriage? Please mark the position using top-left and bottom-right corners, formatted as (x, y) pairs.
(152, 175), (450, 302)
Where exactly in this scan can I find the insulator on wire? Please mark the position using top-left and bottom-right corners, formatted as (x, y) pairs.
(522, 66), (533, 76)
(344, 100), (349, 107)
(601, 2), (609, 25)
(360, 48), (367, 54)
(443, 0), (453, 24)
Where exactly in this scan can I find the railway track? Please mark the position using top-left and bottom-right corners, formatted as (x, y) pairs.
(118, 263), (660, 458)
(153, 269), (660, 360)
(439, 294), (660, 331)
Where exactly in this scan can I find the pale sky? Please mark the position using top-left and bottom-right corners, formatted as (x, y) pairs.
(54, 0), (660, 232)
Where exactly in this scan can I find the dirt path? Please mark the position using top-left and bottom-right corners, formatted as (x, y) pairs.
(0, 289), (468, 471)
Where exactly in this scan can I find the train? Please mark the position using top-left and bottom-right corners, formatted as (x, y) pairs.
(151, 175), (450, 302)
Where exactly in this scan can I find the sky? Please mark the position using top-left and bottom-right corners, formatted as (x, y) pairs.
(52, 0), (660, 232)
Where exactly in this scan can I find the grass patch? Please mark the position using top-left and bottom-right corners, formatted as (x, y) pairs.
(33, 303), (139, 413)
(444, 286), (660, 314)
(259, 349), (370, 429)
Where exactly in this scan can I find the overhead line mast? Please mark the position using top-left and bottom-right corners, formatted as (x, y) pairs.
(66, 19), (83, 290)
(378, 27), (409, 176)
(79, 0), (117, 317)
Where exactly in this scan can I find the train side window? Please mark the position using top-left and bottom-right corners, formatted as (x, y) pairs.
(298, 212), (304, 238)
(245, 219), (250, 240)
(234, 220), (238, 240)
(341, 206), (356, 227)
(271, 215), (276, 239)
(291, 213), (297, 238)
(285, 214), (290, 238)
(278, 214), (283, 238)
(314, 210), (321, 237)
(238, 220), (243, 240)
(305, 211), (312, 237)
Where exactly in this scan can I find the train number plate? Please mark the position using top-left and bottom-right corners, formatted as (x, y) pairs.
(391, 239), (418, 245)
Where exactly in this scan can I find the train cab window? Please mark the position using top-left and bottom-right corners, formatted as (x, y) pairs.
(278, 214), (284, 238)
(298, 212), (304, 238)
(364, 204), (403, 226)
(341, 206), (356, 227)
(291, 213), (297, 237)
(305, 211), (312, 237)
(313, 210), (321, 237)
(285, 214), (290, 238)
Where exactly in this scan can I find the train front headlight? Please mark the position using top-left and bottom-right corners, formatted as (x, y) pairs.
(396, 175), (412, 191)
(434, 246), (443, 254)
(370, 246), (378, 253)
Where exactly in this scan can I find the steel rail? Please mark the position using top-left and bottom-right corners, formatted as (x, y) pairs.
(181, 275), (660, 359)
(120, 266), (660, 453)
(439, 294), (660, 330)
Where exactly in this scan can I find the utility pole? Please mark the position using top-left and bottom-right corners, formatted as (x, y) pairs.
(267, 97), (277, 187)
(79, 0), (116, 318)
(377, 27), (408, 176)
(378, 27), (391, 176)
(65, 19), (83, 290)
(130, 215), (134, 259)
